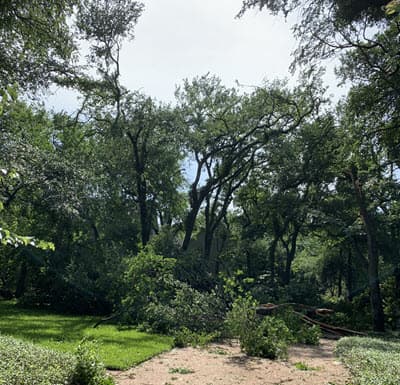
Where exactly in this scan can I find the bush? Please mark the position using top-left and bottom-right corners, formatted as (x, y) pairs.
(72, 340), (115, 385)
(245, 316), (292, 359)
(336, 336), (400, 385)
(225, 296), (292, 359)
(0, 334), (76, 385)
(277, 308), (321, 345)
(296, 324), (321, 345)
(123, 247), (177, 325)
(173, 327), (219, 348)
(0, 334), (114, 385)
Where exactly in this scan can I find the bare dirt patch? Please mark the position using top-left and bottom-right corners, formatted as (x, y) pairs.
(111, 338), (350, 385)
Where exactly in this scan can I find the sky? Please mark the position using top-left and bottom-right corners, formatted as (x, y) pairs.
(47, 0), (343, 112)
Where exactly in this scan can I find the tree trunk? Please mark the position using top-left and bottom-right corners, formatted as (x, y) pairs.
(182, 204), (201, 251)
(137, 182), (150, 245)
(349, 166), (385, 332)
(346, 249), (354, 302)
(15, 259), (27, 298)
(269, 236), (278, 285)
(282, 225), (300, 285)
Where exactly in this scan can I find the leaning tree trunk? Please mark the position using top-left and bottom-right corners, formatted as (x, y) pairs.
(349, 166), (385, 332)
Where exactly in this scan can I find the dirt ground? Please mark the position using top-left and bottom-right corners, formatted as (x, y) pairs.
(111, 338), (351, 385)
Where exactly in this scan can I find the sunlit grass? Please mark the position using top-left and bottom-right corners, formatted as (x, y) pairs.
(0, 301), (172, 369)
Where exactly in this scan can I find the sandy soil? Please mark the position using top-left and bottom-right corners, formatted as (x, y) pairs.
(111, 339), (350, 385)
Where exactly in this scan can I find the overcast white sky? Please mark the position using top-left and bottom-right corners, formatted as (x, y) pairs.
(47, 0), (343, 111)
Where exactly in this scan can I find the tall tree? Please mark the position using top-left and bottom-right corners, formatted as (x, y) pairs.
(176, 74), (323, 271)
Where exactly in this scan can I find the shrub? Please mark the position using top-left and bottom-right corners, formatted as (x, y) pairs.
(245, 316), (292, 359)
(72, 340), (115, 385)
(173, 327), (219, 348)
(0, 334), (114, 385)
(296, 324), (321, 345)
(336, 336), (400, 385)
(277, 308), (321, 345)
(0, 334), (76, 385)
(225, 296), (292, 359)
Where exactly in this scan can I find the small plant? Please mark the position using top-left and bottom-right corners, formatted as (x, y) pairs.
(296, 324), (321, 345)
(169, 367), (195, 374)
(294, 361), (318, 371)
(72, 339), (115, 385)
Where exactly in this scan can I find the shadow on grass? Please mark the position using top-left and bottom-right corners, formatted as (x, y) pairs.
(0, 300), (172, 366)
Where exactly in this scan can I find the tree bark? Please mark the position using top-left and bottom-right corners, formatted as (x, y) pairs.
(349, 165), (385, 332)
(182, 203), (201, 251)
(281, 224), (300, 285)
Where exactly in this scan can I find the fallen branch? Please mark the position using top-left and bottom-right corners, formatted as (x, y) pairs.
(256, 302), (366, 338)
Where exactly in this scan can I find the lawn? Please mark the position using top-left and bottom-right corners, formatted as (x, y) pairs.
(0, 301), (173, 370)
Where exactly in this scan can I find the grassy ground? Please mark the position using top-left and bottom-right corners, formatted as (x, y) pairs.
(0, 301), (173, 370)
(336, 336), (400, 385)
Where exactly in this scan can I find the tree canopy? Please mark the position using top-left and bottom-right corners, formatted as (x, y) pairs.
(1, 0), (400, 335)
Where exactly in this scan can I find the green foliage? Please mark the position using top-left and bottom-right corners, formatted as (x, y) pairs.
(72, 340), (115, 385)
(0, 166), (54, 250)
(248, 316), (293, 359)
(134, 280), (226, 334)
(278, 308), (321, 345)
(386, 0), (400, 16)
(0, 334), (76, 385)
(0, 301), (173, 370)
(123, 247), (226, 333)
(294, 361), (318, 371)
(336, 337), (400, 385)
(225, 296), (292, 359)
(327, 296), (372, 331)
(0, 0), (76, 90)
(170, 283), (226, 332)
(0, 334), (115, 385)
(123, 247), (177, 324)
(381, 276), (400, 329)
(298, 325), (321, 345)
(173, 327), (219, 348)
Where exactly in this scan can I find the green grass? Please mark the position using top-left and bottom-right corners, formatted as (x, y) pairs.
(0, 301), (173, 370)
(336, 336), (400, 385)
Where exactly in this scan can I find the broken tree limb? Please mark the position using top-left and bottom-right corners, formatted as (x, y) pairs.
(256, 303), (334, 317)
(256, 302), (366, 338)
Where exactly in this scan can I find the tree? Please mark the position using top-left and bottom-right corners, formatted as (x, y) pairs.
(237, 0), (394, 71)
(97, 93), (184, 246)
(176, 74), (323, 275)
(236, 113), (336, 286)
(0, 0), (79, 90)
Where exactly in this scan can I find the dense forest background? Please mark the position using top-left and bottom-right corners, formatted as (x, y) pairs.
(1, 0), (400, 334)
